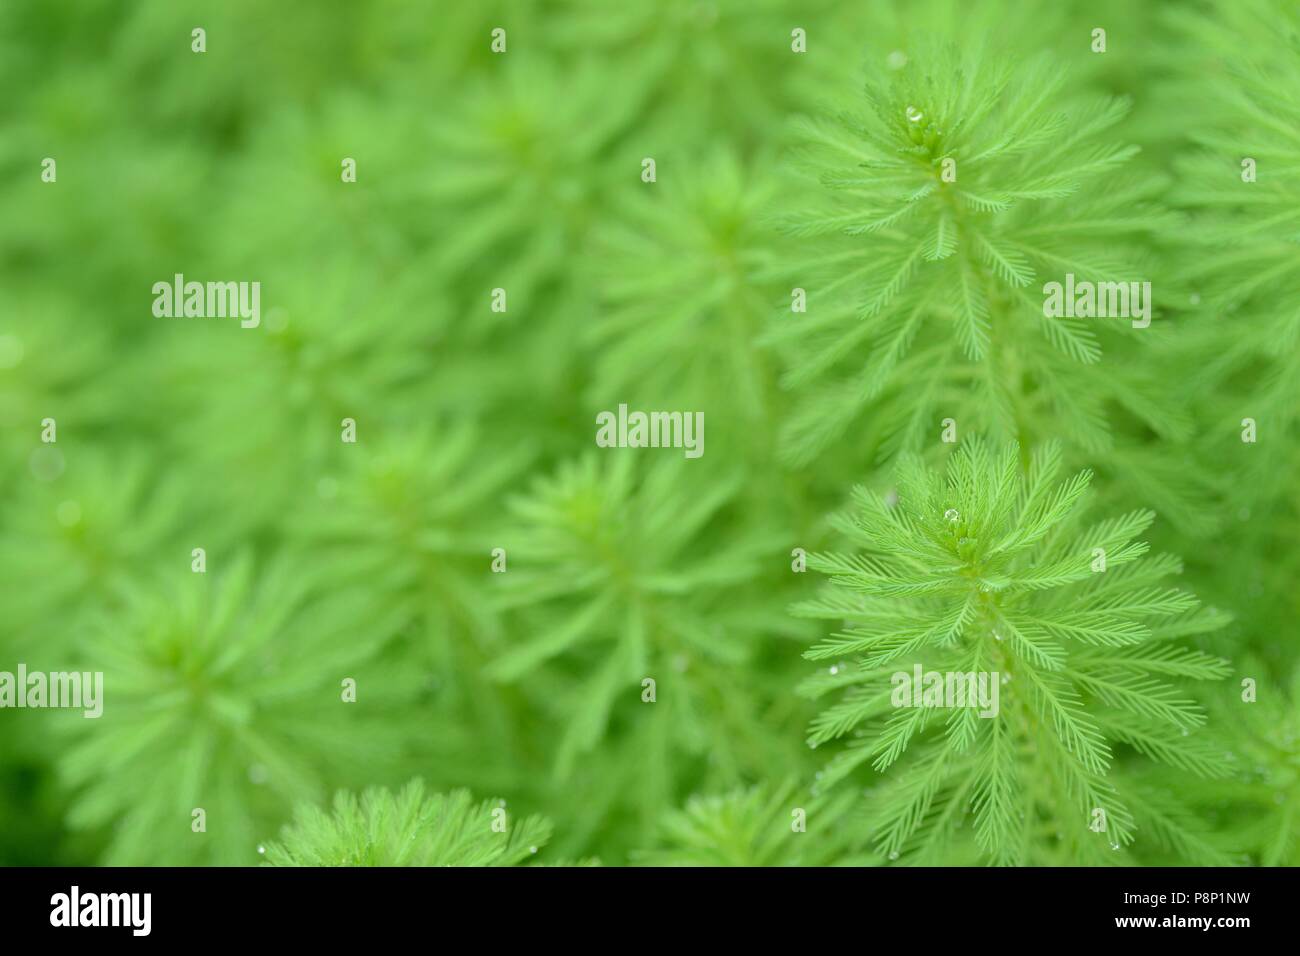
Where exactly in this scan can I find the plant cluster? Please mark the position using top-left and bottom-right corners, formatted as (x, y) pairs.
(0, 0), (1294, 867)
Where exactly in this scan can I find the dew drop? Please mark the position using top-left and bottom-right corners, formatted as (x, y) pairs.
(905, 105), (924, 123)
(829, 666), (839, 675)
(529, 846), (538, 854)
(944, 508), (960, 522)
(993, 628), (1005, 642)
(888, 850), (900, 860)
(257, 845), (266, 855)
(886, 50), (908, 71)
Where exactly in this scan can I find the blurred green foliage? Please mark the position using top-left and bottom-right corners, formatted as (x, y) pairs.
(1, 0), (1298, 866)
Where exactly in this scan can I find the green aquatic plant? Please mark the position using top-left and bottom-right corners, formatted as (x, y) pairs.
(634, 780), (870, 866)
(584, 148), (787, 451)
(263, 781), (551, 867)
(488, 453), (796, 781)
(770, 45), (1178, 468)
(55, 555), (416, 865)
(0, 0), (1296, 871)
(795, 442), (1231, 864)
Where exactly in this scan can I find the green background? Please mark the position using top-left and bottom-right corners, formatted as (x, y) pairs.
(1, 0), (1297, 866)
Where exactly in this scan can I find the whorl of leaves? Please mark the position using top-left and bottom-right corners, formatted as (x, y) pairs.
(795, 442), (1230, 864)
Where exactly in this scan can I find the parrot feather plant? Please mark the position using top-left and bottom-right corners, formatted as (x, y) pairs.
(768, 47), (1168, 464)
(763, 41), (1217, 548)
(486, 454), (802, 793)
(794, 442), (1230, 865)
(54, 555), (418, 865)
(633, 780), (870, 867)
(263, 781), (553, 867)
(1, 0), (1297, 871)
